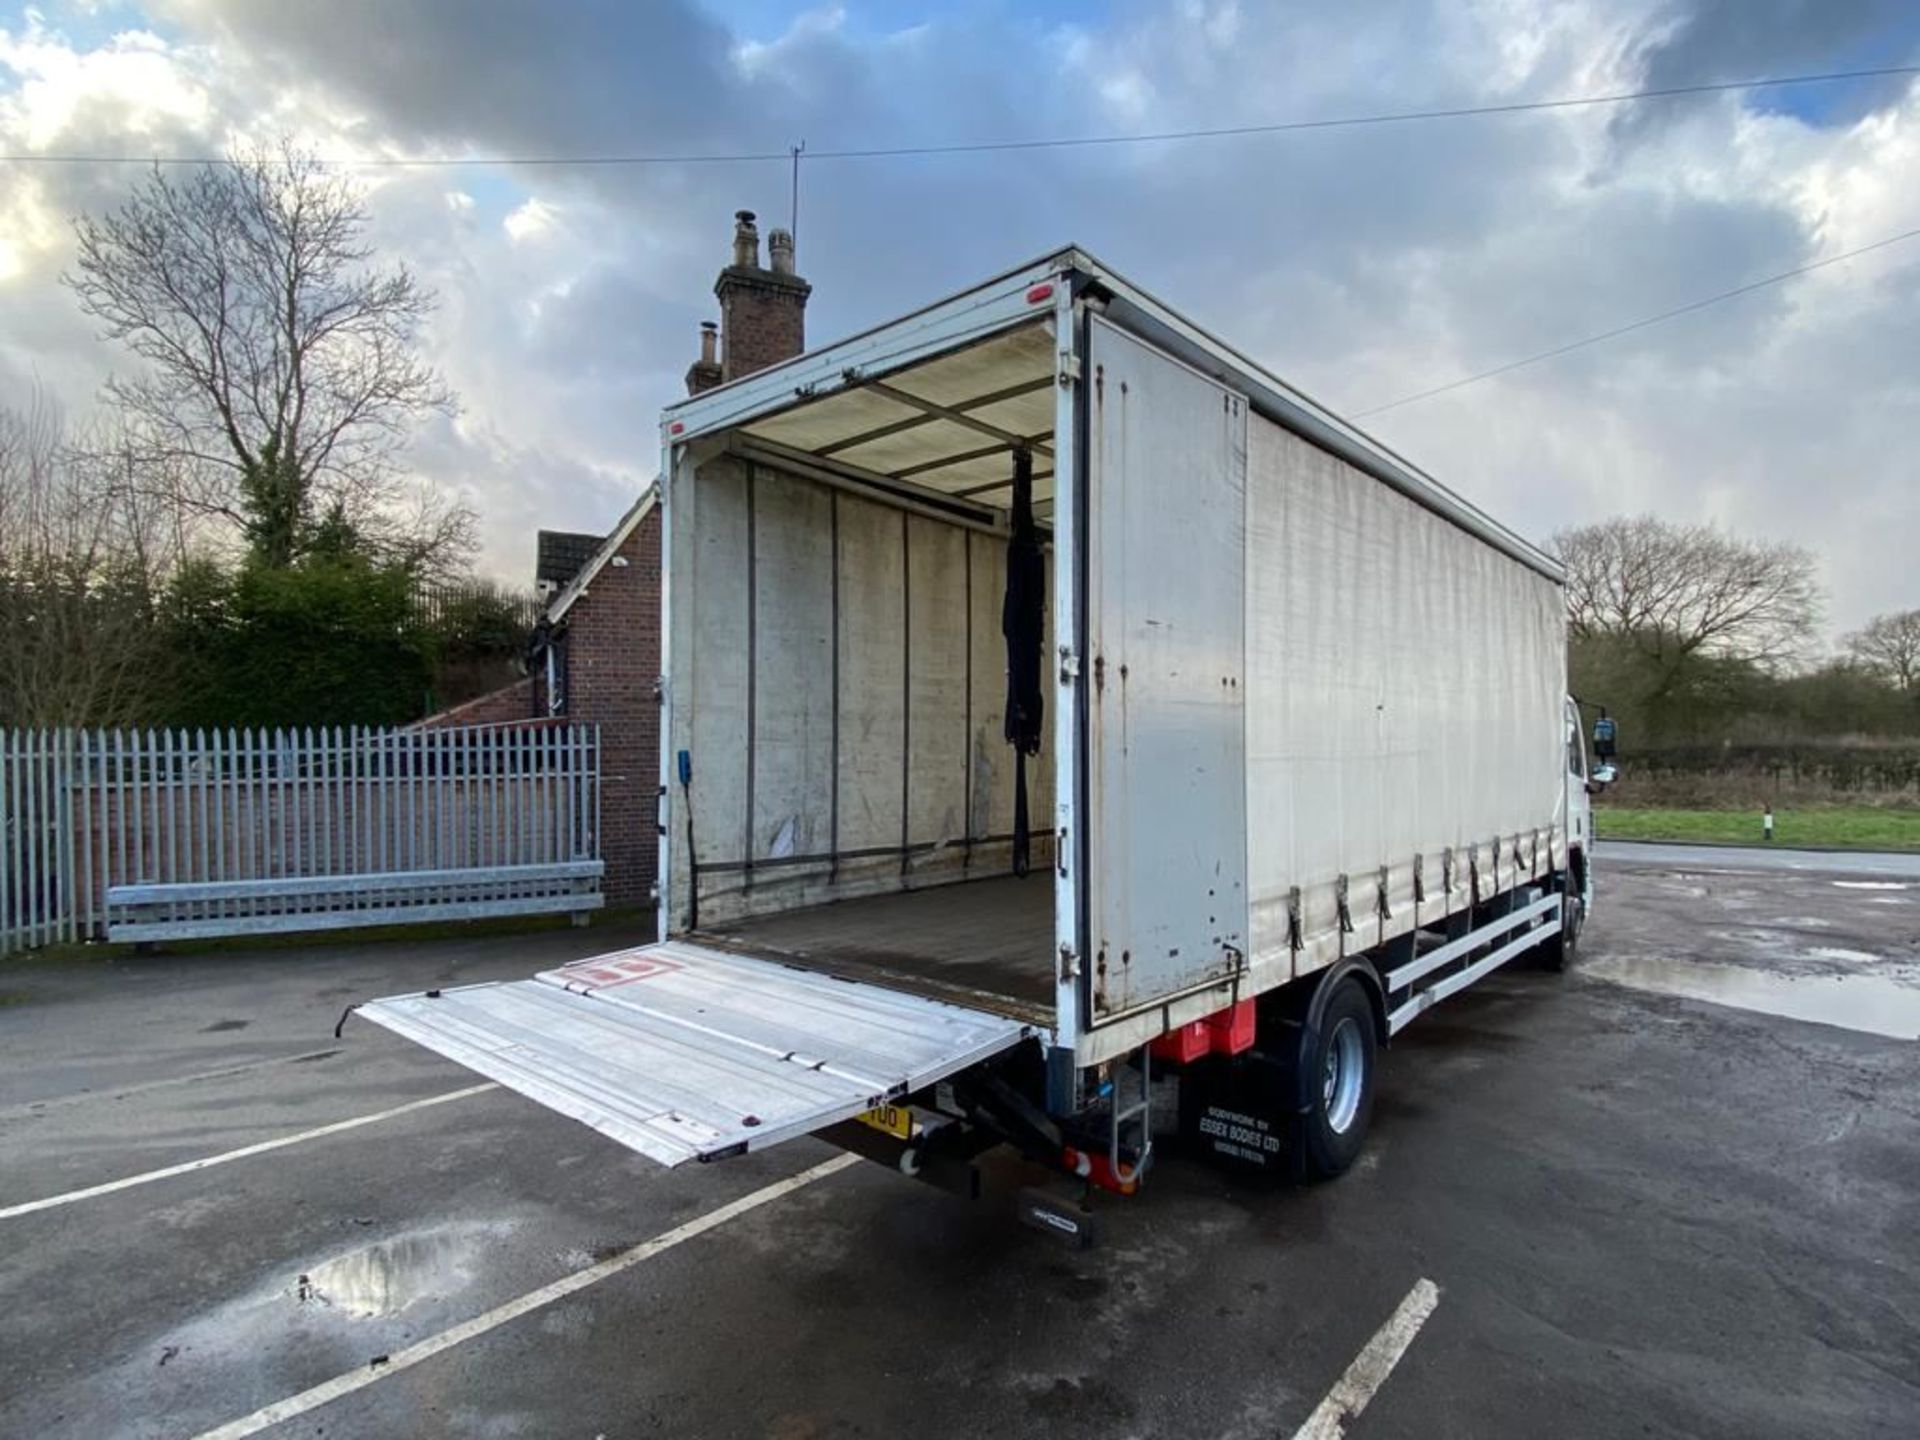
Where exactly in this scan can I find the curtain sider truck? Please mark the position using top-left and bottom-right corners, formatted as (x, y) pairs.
(357, 247), (1611, 1239)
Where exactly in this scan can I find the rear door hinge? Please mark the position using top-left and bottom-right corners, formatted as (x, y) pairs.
(1058, 944), (1080, 983)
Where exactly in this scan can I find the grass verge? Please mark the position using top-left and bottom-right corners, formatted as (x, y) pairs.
(1595, 806), (1920, 851)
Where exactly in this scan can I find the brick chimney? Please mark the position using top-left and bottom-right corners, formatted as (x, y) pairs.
(714, 209), (810, 382)
(684, 320), (722, 396)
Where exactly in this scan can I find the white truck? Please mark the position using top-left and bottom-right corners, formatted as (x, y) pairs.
(359, 247), (1614, 1233)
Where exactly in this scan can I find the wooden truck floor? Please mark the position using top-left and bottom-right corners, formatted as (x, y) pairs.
(698, 873), (1056, 1025)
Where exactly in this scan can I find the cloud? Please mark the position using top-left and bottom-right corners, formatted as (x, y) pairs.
(0, 19), (212, 146)
(502, 196), (560, 244)
(1619, 0), (1920, 134)
(2, 0), (1918, 638)
(150, 0), (744, 155)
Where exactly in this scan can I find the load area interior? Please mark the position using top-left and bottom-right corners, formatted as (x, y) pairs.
(665, 317), (1062, 1028)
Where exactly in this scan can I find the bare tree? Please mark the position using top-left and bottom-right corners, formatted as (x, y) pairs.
(0, 392), (184, 726)
(65, 141), (467, 571)
(1557, 515), (1821, 672)
(1844, 610), (1920, 693)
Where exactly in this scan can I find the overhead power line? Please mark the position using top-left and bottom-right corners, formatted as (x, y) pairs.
(810, 65), (1920, 160)
(3, 64), (1916, 168)
(1353, 222), (1920, 418)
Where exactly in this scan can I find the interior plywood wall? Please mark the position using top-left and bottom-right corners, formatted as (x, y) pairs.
(673, 454), (1054, 926)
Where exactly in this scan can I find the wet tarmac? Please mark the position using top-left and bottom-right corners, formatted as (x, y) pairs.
(2, 857), (1916, 1439)
(1584, 852), (1920, 1041)
(1585, 954), (1920, 1039)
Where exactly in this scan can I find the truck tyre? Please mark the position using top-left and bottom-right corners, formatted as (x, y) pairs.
(1301, 979), (1377, 1179)
(1538, 886), (1584, 972)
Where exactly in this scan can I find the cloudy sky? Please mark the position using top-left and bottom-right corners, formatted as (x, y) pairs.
(2, 0), (1916, 638)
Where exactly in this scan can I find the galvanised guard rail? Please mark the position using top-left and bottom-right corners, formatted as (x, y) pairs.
(0, 722), (601, 954)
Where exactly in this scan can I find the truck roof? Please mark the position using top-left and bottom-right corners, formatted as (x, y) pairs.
(662, 245), (1563, 583)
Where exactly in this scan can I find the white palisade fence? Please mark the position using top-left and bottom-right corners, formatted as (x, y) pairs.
(0, 722), (601, 954)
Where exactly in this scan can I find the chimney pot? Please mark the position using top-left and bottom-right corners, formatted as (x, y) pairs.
(685, 317), (725, 395)
(732, 210), (760, 269)
(768, 227), (795, 276)
(714, 206), (809, 383)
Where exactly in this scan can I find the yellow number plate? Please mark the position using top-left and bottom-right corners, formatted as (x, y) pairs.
(856, 1103), (914, 1140)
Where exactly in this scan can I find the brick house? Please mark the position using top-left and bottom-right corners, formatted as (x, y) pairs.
(423, 210), (810, 910)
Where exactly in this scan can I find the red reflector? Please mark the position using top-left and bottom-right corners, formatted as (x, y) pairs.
(1025, 282), (1055, 304)
(668, 421), (685, 435)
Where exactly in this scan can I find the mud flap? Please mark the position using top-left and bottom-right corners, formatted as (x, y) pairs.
(1176, 1047), (1308, 1183)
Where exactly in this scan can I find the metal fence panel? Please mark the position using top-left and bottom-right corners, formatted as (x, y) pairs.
(0, 722), (601, 954)
(409, 579), (542, 633)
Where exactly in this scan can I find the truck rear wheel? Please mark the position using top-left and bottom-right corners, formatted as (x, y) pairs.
(1302, 979), (1377, 1179)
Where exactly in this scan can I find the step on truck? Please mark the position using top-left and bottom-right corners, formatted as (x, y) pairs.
(356, 246), (1617, 1233)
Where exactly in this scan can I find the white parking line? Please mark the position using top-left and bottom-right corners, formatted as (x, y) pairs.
(0, 1048), (346, 1121)
(191, 1152), (862, 1440)
(0, 1083), (498, 1220)
(1290, 1278), (1441, 1440)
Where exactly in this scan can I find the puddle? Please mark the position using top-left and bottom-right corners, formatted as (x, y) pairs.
(1807, 946), (1880, 965)
(293, 1223), (511, 1319)
(65, 1219), (523, 1415)
(1833, 881), (1909, 891)
(1587, 956), (1920, 1040)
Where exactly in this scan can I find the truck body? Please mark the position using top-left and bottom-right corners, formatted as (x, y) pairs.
(363, 247), (1598, 1207)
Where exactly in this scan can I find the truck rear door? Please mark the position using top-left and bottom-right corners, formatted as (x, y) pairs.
(358, 943), (1033, 1166)
(1084, 316), (1251, 1021)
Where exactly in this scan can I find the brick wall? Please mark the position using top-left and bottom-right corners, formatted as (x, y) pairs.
(559, 508), (662, 908)
(416, 674), (536, 728)
(719, 268), (810, 382)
